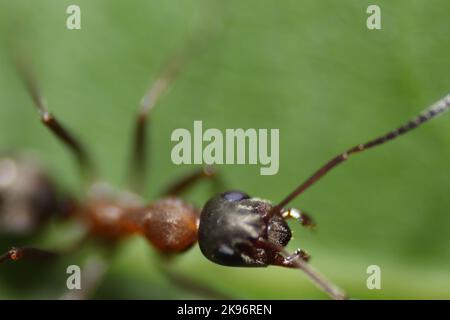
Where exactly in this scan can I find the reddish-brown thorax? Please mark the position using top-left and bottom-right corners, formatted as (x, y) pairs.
(81, 184), (199, 253)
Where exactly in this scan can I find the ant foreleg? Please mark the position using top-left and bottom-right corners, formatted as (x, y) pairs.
(0, 246), (58, 264)
(162, 166), (217, 197)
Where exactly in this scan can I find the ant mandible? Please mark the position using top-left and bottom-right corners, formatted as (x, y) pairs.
(1, 38), (450, 300)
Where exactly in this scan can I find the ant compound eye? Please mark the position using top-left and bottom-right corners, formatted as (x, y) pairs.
(221, 191), (250, 202)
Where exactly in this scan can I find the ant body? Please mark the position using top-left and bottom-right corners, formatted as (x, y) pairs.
(1, 35), (450, 301)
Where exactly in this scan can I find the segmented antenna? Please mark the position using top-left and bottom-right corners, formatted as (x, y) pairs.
(271, 93), (450, 215)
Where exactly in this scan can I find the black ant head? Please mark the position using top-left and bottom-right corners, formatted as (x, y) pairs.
(0, 155), (63, 235)
(198, 191), (292, 267)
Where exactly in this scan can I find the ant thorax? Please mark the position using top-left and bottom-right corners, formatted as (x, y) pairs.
(83, 182), (199, 252)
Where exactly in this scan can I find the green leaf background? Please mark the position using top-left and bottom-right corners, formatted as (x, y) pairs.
(0, 0), (449, 299)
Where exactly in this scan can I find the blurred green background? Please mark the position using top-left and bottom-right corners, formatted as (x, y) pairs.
(0, 0), (450, 299)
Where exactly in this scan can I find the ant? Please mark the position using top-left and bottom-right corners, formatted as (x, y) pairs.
(1, 37), (450, 301)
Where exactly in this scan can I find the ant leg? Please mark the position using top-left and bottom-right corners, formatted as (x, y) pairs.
(162, 166), (218, 197)
(281, 208), (315, 229)
(127, 10), (222, 193)
(15, 59), (94, 180)
(128, 46), (193, 193)
(0, 233), (89, 265)
(0, 246), (58, 264)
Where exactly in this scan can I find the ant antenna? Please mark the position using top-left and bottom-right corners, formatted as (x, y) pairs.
(271, 93), (450, 215)
(15, 57), (95, 181)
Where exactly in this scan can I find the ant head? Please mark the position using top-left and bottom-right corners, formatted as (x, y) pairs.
(198, 191), (292, 267)
(0, 155), (62, 235)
